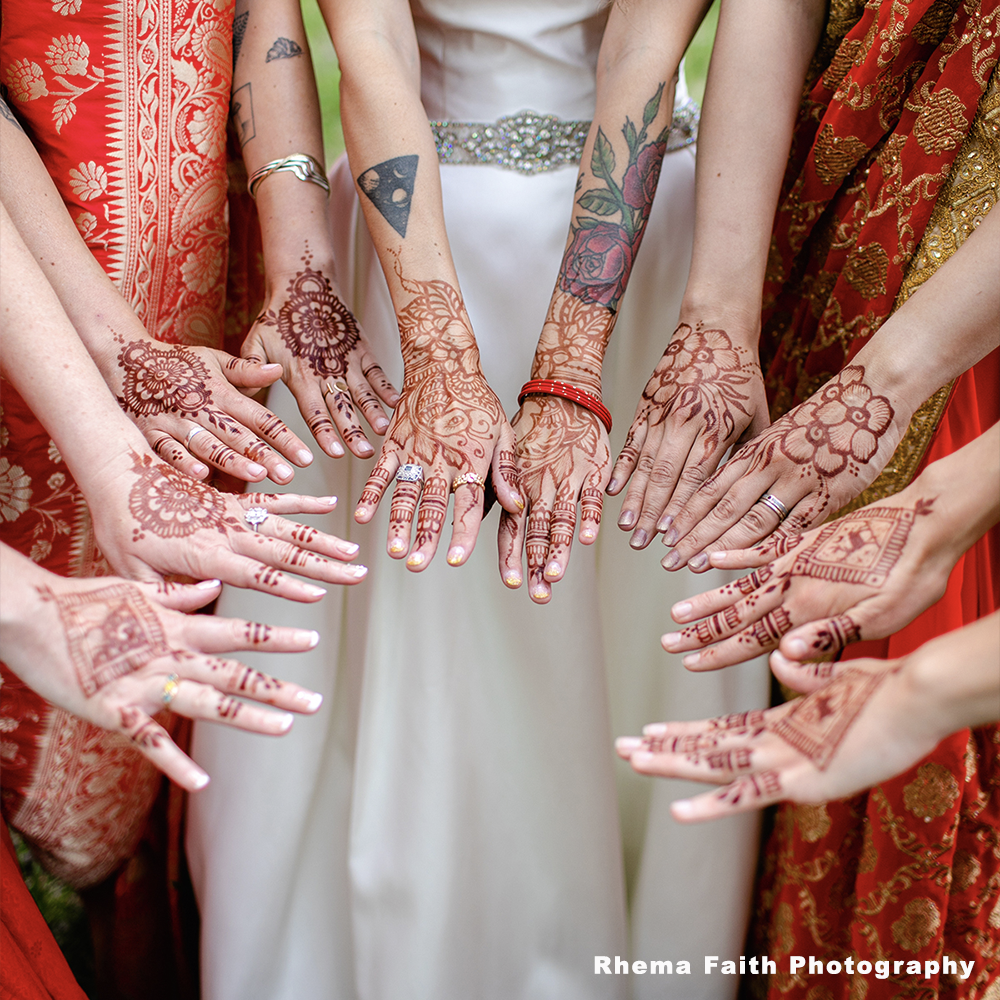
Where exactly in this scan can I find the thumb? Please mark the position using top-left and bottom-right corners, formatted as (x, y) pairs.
(223, 352), (283, 388)
(779, 611), (864, 662)
(769, 648), (843, 695)
(145, 578), (223, 613)
(491, 425), (525, 515)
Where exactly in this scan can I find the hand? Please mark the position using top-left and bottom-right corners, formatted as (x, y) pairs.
(354, 276), (522, 570)
(608, 322), (768, 549)
(105, 335), (313, 485)
(244, 250), (399, 459)
(615, 657), (937, 822)
(91, 451), (368, 602)
(499, 396), (608, 602)
(660, 365), (910, 572)
(662, 492), (954, 671)
(2, 568), (325, 791)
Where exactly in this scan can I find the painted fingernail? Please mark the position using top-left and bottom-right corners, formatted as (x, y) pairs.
(642, 723), (667, 736)
(388, 539), (406, 555)
(407, 553), (425, 568)
(304, 584), (327, 598)
(192, 462), (210, 478)
(672, 601), (692, 619)
(683, 652), (701, 667)
(354, 507), (367, 520)
(277, 712), (295, 732)
(618, 509), (635, 528)
(661, 632), (681, 649)
(607, 478), (619, 493)
(664, 528), (679, 546)
(196, 579), (222, 590)
(786, 637), (808, 658)
(513, 493), (525, 511)
(615, 737), (643, 753)
(295, 629), (321, 648)
(274, 463), (293, 480)
(504, 571), (522, 588)
(339, 541), (360, 557)
(532, 587), (548, 601)
(349, 564), (368, 578)
(296, 690), (324, 711)
(248, 462), (267, 478)
(447, 546), (465, 566)
(630, 528), (648, 549)
(319, 496), (337, 506)
(192, 772), (211, 790)
(545, 562), (562, 578)
(297, 449), (314, 466)
(689, 554), (708, 571)
(662, 550), (680, 570)
(658, 514), (673, 533)
(580, 528), (595, 542)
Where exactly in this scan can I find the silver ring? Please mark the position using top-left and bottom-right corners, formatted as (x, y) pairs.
(162, 673), (180, 706)
(395, 464), (424, 484)
(756, 492), (790, 522)
(244, 506), (269, 531)
(185, 426), (205, 449)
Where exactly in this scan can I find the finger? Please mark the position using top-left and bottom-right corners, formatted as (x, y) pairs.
(322, 379), (374, 459)
(117, 706), (209, 791)
(362, 357), (401, 408)
(769, 649), (842, 695)
(498, 506), (526, 589)
(204, 551), (330, 602)
(291, 376), (346, 459)
(544, 489), (576, 583)
(185, 427), (269, 482)
(615, 421), (667, 536)
(708, 528), (804, 570)
(622, 742), (759, 784)
(406, 473), (450, 571)
(215, 391), (314, 470)
(167, 680), (296, 735)
(579, 469), (604, 544)
(149, 431), (210, 480)
(253, 512), (360, 561)
(669, 770), (786, 822)
(607, 411), (650, 496)
(170, 653), (324, 712)
(387, 479), (421, 558)
(526, 502), (553, 603)
(218, 352), (284, 389)
(180, 615), (321, 655)
(355, 450), (398, 523)
(146, 578), (222, 612)
(632, 431), (709, 549)
(347, 366), (390, 436)
(683, 607), (796, 671)
(779, 612), (864, 662)
(238, 492), (339, 516)
(235, 533), (369, 586)
(669, 565), (777, 624)
(446, 480), (486, 567)
(491, 424), (525, 515)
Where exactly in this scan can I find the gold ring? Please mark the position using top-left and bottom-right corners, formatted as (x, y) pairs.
(161, 673), (180, 707)
(323, 378), (350, 396)
(451, 472), (487, 492)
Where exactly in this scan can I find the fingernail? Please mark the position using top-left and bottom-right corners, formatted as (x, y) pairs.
(786, 637), (807, 658)
(277, 712), (295, 732)
(607, 478), (618, 493)
(673, 601), (692, 619)
(331, 442), (345, 457)
(305, 584), (327, 598)
(532, 587), (548, 601)
(665, 528), (678, 546)
(618, 509), (635, 528)
(580, 528), (595, 542)
(350, 564), (368, 578)
(683, 652), (701, 667)
(504, 572), (521, 588)
(358, 442), (374, 457)
(296, 629), (321, 648)
(339, 541), (360, 557)
(671, 799), (694, 819)
(658, 514), (673, 533)
(248, 462), (267, 478)
(193, 463), (210, 478)
(662, 550), (680, 570)
(631, 750), (654, 767)
(196, 579), (222, 590)
(513, 493), (525, 511)
(545, 562), (562, 578)
(297, 449), (314, 465)
(661, 632), (681, 649)
(642, 723), (667, 736)
(260, 363), (282, 372)
(388, 539), (406, 555)
(615, 736), (643, 752)
(295, 690), (324, 711)
(689, 553), (708, 571)
(354, 507), (367, 520)
(375, 418), (389, 434)
(319, 496), (337, 506)
(192, 773), (211, 790)
(447, 546), (465, 566)
(407, 553), (425, 568)
(630, 528), (647, 549)
(275, 463), (293, 480)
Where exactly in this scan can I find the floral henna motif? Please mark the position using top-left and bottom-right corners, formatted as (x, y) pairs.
(621, 324), (762, 466)
(41, 583), (169, 697)
(768, 667), (888, 770)
(256, 250), (360, 378)
(117, 341), (212, 416)
(127, 451), (234, 540)
(531, 292), (613, 396)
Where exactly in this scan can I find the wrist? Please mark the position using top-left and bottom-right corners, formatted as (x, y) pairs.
(678, 289), (761, 349)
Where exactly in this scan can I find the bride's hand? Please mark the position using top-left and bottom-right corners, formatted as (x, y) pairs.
(608, 322), (768, 549)
(499, 396), (608, 602)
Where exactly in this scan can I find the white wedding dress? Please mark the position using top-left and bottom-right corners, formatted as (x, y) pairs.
(188, 3), (767, 999)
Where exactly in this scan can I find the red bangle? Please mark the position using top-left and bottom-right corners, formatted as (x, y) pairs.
(518, 379), (612, 434)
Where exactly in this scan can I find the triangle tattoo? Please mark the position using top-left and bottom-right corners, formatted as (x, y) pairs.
(357, 155), (419, 238)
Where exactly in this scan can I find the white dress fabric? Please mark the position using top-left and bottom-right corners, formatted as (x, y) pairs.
(187, 3), (768, 998)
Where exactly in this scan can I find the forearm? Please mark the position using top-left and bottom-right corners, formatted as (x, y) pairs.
(857, 205), (1000, 414)
(680, 0), (825, 341)
(532, 0), (711, 394)
(232, 0), (333, 280)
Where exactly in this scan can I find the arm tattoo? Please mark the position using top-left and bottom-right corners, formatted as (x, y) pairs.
(40, 583), (169, 697)
(266, 37), (303, 62)
(0, 95), (24, 132)
(231, 82), (256, 145)
(233, 12), (250, 67)
(357, 155), (418, 238)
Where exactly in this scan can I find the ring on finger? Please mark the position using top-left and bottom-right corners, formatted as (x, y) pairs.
(244, 506), (269, 531)
(756, 492), (790, 522)
(185, 426), (205, 449)
(451, 472), (486, 492)
(396, 464), (425, 484)
(323, 378), (350, 397)
(161, 673), (180, 707)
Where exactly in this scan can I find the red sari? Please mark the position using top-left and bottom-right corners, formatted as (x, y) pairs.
(750, 2), (1000, 997)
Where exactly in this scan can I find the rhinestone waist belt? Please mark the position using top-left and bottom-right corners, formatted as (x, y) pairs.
(430, 99), (698, 175)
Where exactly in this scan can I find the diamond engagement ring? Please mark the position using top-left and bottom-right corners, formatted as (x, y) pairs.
(395, 464), (425, 484)
(451, 472), (487, 492)
(756, 492), (790, 522)
(244, 506), (269, 531)
(161, 673), (180, 707)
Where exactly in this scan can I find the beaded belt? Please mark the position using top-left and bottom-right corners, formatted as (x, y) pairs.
(430, 99), (699, 175)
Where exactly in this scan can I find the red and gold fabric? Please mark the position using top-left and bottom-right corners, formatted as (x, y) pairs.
(750, 3), (1000, 998)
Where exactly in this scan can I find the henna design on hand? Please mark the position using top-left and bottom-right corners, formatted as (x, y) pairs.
(812, 614), (862, 653)
(531, 292), (614, 396)
(119, 706), (166, 750)
(413, 477), (449, 552)
(256, 249), (360, 379)
(550, 501), (576, 551)
(41, 583), (170, 697)
(216, 696), (243, 720)
(642, 733), (720, 755)
(768, 667), (888, 770)
(707, 711), (766, 735)
(714, 770), (782, 806)
(681, 604), (743, 644)
(236, 666), (284, 695)
(694, 747), (754, 772)
(739, 608), (793, 647)
(621, 324), (762, 467)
